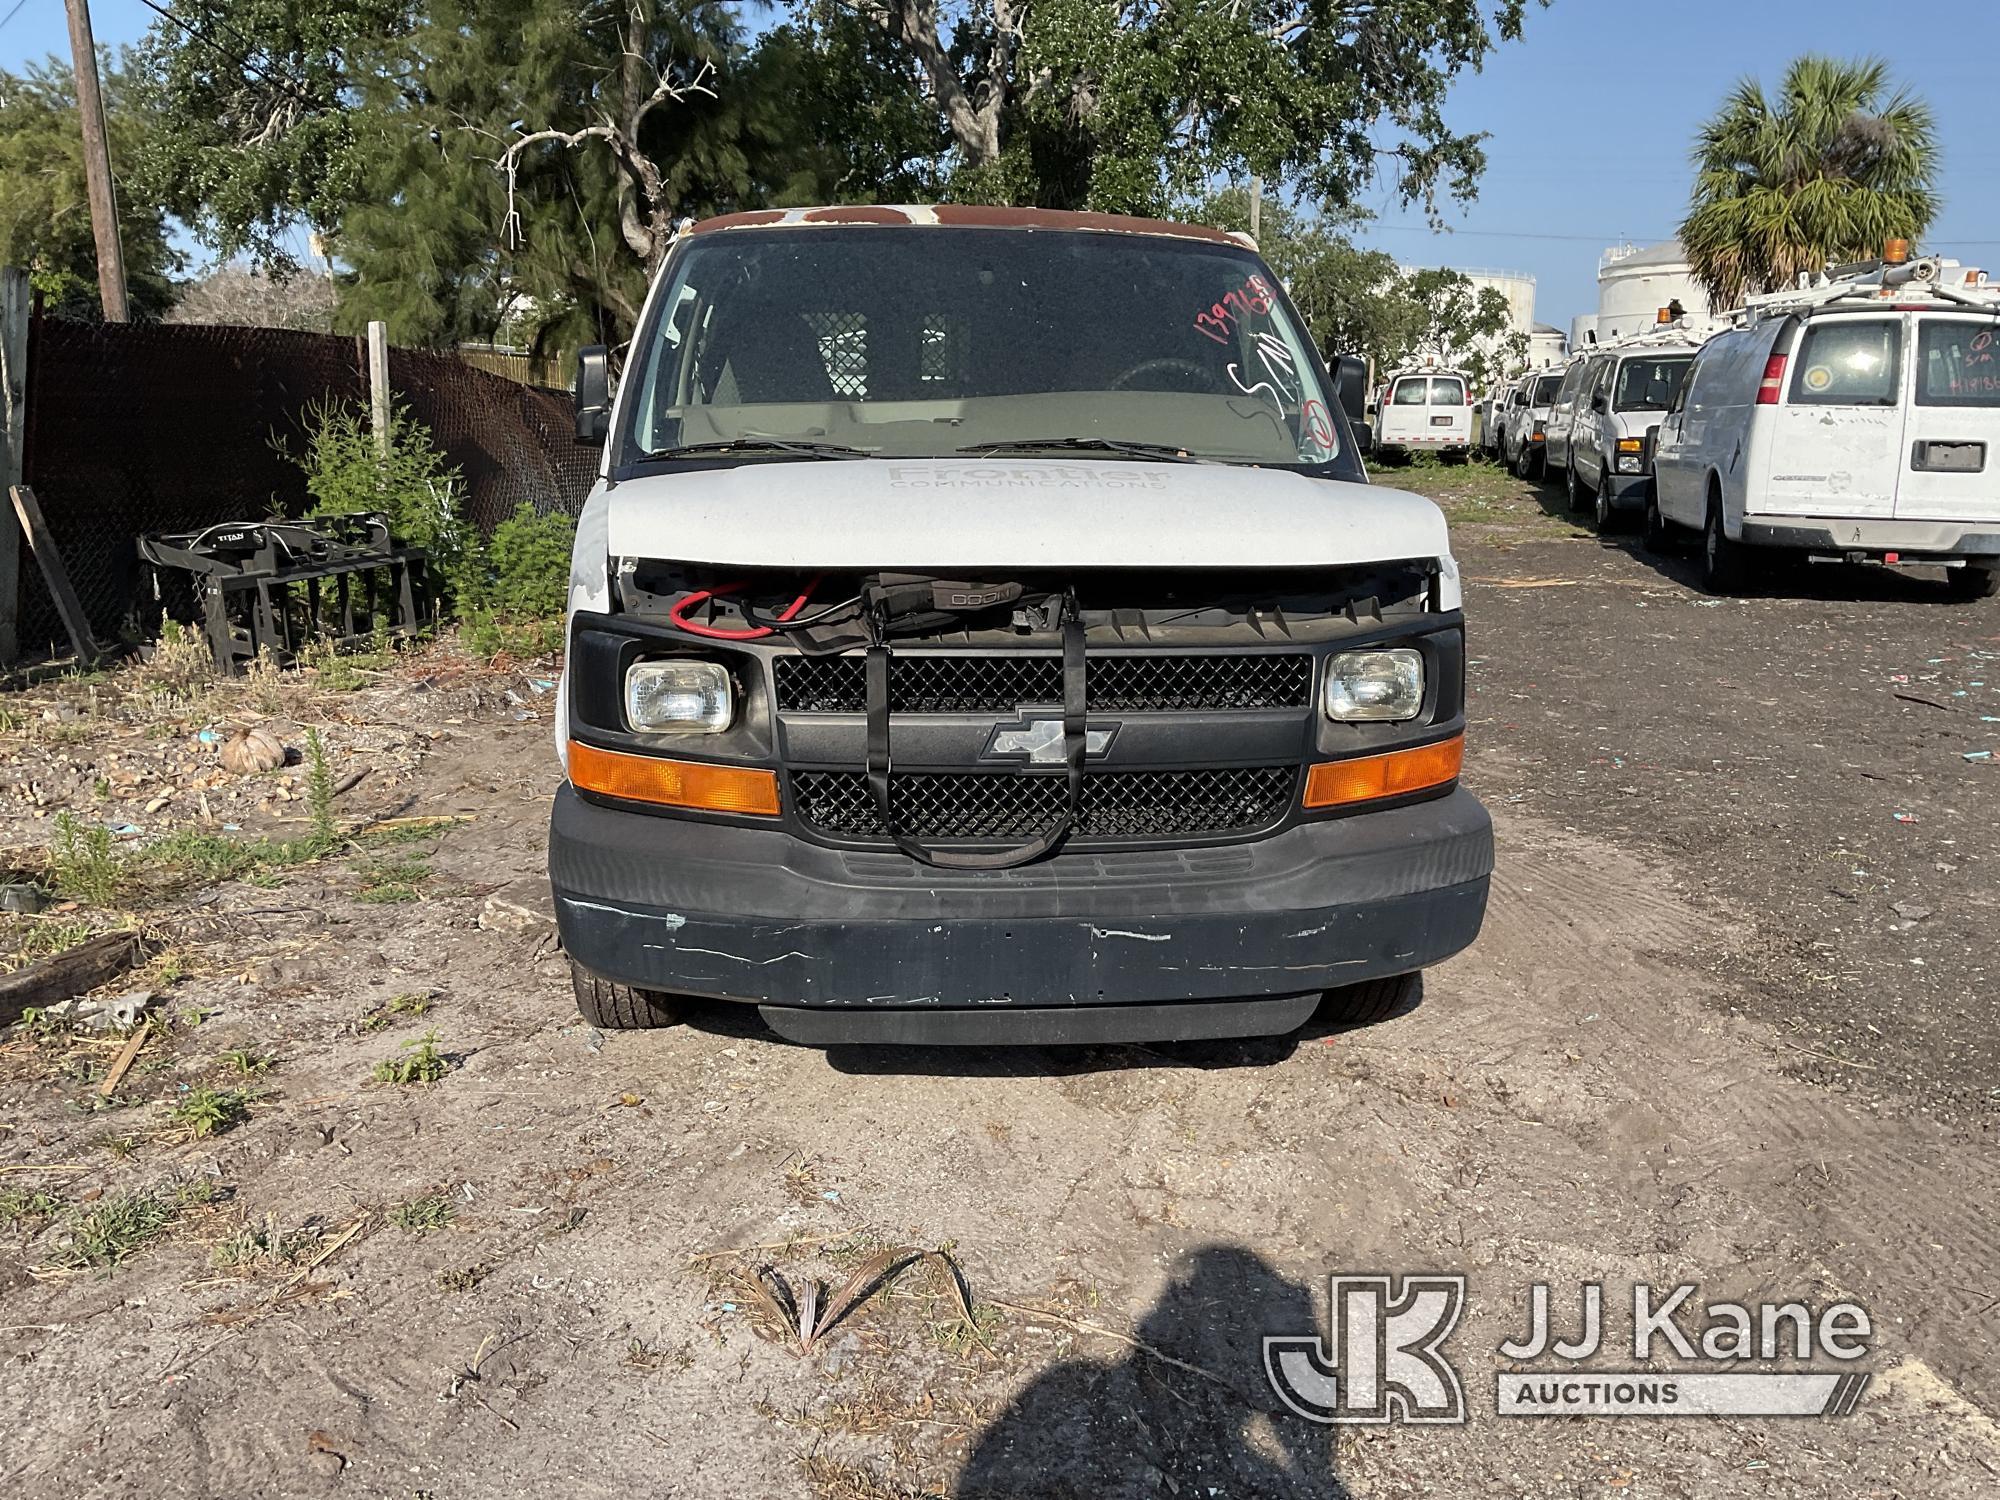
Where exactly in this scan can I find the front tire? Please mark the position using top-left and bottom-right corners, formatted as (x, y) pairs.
(1701, 501), (1748, 594)
(1317, 972), (1420, 1027)
(1643, 497), (1673, 553)
(1593, 470), (1623, 533)
(570, 962), (682, 1030)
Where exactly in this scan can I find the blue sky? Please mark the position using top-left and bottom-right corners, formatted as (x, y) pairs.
(5, 0), (1995, 323)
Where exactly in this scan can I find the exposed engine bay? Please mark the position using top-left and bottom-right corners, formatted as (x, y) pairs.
(613, 559), (1446, 650)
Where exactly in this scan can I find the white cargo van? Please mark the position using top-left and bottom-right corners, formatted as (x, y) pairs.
(1651, 253), (2000, 597)
(1375, 366), (1472, 456)
(1501, 364), (1570, 479)
(1559, 330), (1703, 530)
(550, 206), (1492, 1047)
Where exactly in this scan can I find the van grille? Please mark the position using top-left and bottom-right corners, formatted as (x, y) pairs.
(774, 652), (1311, 714)
(790, 767), (1296, 843)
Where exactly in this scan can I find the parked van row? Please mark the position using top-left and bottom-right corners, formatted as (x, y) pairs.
(1451, 245), (1999, 600)
(1541, 326), (1702, 530)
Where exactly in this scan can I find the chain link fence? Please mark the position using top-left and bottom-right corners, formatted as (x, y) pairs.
(14, 318), (596, 660)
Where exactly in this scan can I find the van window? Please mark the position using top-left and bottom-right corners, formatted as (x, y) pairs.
(1916, 320), (2000, 407)
(1430, 376), (1466, 405)
(1390, 378), (1429, 406)
(1555, 363), (1587, 401)
(1790, 319), (1900, 406)
(1531, 373), (1562, 404)
(1613, 356), (1691, 412)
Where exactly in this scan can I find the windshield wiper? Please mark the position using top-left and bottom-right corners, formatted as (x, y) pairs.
(955, 436), (1211, 464)
(646, 437), (878, 461)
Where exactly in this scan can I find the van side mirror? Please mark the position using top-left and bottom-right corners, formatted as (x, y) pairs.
(1332, 354), (1369, 424)
(1590, 393), (1608, 413)
(575, 345), (611, 444)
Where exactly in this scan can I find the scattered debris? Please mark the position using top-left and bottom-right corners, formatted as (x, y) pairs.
(478, 878), (557, 942)
(740, 1247), (976, 1355)
(0, 881), (50, 914)
(220, 724), (288, 776)
(0, 929), (153, 1028)
(97, 1018), (153, 1096)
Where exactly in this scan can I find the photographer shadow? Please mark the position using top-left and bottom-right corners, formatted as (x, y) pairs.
(955, 1244), (1350, 1499)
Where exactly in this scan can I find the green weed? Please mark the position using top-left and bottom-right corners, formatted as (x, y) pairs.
(356, 991), (430, 1032)
(0, 1188), (63, 1227)
(218, 1046), (274, 1077)
(356, 855), (428, 904)
(211, 1216), (315, 1271)
(2, 916), (93, 972)
(304, 727), (338, 849)
(388, 1191), (456, 1234)
(165, 1086), (257, 1139)
(48, 812), (124, 905)
(371, 1028), (449, 1085)
(51, 1179), (216, 1270)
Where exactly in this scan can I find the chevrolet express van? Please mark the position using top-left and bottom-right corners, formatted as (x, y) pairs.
(549, 207), (1493, 1045)
(1374, 366), (1473, 457)
(1652, 253), (2000, 597)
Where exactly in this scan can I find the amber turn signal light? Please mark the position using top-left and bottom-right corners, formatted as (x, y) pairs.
(569, 741), (780, 816)
(1302, 735), (1463, 809)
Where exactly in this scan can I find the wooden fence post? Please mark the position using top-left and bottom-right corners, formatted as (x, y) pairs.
(0, 266), (28, 664)
(367, 320), (391, 459)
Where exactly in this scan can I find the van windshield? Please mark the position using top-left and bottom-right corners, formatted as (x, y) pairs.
(1613, 356), (1692, 412)
(618, 226), (1342, 468)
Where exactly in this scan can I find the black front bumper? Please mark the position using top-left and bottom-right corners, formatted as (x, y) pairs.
(549, 784), (1493, 1038)
(1601, 471), (1653, 510)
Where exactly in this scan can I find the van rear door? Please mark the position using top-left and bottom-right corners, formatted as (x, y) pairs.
(1427, 374), (1471, 446)
(1896, 316), (2000, 523)
(1758, 316), (1906, 519)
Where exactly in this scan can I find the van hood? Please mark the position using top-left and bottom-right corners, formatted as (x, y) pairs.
(601, 458), (1449, 570)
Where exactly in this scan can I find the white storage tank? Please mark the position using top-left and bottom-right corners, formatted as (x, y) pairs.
(1594, 241), (1727, 341)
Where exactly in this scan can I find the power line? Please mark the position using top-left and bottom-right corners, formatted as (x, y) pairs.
(1365, 224), (1673, 244)
(1365, 221), (2000, 250)
(0, 0), (35, 35)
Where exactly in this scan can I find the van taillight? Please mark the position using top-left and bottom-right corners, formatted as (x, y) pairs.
(1756, 354), (1787, 405)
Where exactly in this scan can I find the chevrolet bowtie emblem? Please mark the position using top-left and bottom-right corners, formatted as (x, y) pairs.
(982, 718), (1118, 765)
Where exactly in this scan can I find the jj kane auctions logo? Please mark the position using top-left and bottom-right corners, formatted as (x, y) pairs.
(1265, 1276), (1873, 1424)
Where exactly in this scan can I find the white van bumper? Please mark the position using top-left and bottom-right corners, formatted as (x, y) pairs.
(1738, 514), (2000, 558)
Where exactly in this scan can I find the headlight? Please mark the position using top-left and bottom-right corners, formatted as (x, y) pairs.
(1324, 648), (1424, 721)
(626, 660), (734, 733)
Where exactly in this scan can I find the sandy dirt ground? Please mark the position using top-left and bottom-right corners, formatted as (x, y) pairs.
(2, 464), (1997, 1499)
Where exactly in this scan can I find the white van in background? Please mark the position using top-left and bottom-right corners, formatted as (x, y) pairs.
(1651, 250), (2000, 598)
(1561, 328), (1704, 530)
(1502, 364), (1570, 479)
(1375, 366), (1472, 457)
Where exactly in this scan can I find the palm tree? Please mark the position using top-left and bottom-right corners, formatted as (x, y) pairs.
(1680, 56), (1939, 310)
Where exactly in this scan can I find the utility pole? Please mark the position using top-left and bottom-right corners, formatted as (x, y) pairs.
(1248, 176), (1263, 242)
(62, 0), (129, 323)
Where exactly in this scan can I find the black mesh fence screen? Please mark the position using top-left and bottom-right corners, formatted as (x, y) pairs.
(16, 317), (596, 659)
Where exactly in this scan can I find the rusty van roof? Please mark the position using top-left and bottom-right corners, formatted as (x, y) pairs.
(685, 204), (1248, 247)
